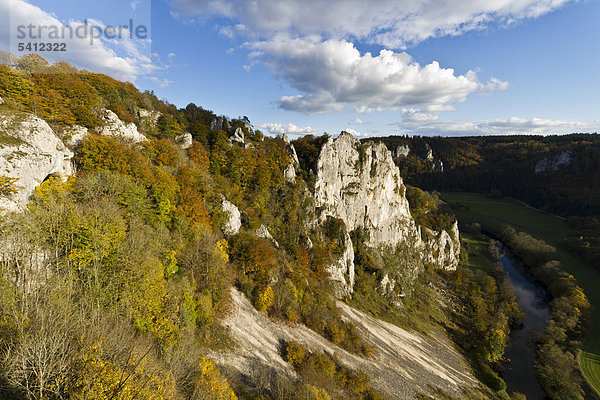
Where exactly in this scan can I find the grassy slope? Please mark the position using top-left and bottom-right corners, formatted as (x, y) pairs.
(441, 192), (600, 391)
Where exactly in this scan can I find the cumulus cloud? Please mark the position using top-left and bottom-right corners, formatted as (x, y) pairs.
(149, 77), (174, 87)
(258, 122), (318, 136)
(171, 0), (573, 48)
(170, 0), (540, 115)
(401, 108), (439, 122)
(397, 117), (600, 136)
(1, 0), (158, 82)
(249, 36), (502, 114)
(344, 128), (368, 137)
(350, 117), (371, 125)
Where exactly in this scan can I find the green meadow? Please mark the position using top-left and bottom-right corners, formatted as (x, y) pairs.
(441, 192), (600, 391)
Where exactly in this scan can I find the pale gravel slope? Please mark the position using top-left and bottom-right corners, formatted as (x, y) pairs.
(209, 289), (487, 399)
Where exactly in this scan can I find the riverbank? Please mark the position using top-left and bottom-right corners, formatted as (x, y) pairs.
(442, 192), (598, 398)
(496, 246), (549, 399)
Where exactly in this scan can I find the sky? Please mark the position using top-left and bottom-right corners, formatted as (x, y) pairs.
(1, 0), (599, 138)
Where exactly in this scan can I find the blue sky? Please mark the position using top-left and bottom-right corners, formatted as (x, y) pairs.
(2, 0), (599, 137)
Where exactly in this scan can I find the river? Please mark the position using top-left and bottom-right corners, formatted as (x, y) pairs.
(498, 247), (550, 399)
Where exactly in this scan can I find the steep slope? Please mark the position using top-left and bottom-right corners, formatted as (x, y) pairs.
(210, 289), (485, 399)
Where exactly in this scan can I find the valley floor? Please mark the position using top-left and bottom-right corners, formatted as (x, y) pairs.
(441, 192), (600, 395)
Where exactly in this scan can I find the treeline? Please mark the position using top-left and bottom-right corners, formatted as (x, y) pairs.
(379, 134), (600, 218)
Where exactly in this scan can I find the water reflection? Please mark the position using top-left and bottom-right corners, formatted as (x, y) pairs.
(498, 247), (550, 399)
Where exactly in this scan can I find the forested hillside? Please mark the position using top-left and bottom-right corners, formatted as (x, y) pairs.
(0, 55), (543, 400)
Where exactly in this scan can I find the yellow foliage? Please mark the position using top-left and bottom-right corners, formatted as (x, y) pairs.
(30, 175), (73, 204)
(75, 341), (177, 400)
(123, 257), (179, 346)
(285, 340), (307, 368)
(216, 239), (229, 263)
(304, 385), (331, 400)
(163, 249), (179, 278)
(196, 355), (237, 400)
(0, 176), (21, 197)
(255, 285), (274, 312)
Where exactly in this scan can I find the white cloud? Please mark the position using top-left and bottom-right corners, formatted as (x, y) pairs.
(344, 128), (368, 137)
(258, 122), (318, 136)
(1, 0), (156, 82)
(397, 117), (600, 136)
(350, 117), (371, 125)
(149, 76), (174, 87)
(248, 36), (499, 114)
(480, 77), (510, 95)
(170, 0), (540, 116)
(401, 108), (439, 122)
(171, 0), (573, 48)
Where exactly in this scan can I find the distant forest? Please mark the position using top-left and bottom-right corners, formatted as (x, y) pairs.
(378, 134), (600, 270)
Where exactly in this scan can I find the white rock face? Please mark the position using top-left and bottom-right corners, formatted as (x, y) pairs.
(255, 224), (279, 249)
(0, 96), (4, 105)
(327, 229), (355, 298)
(63, 125), (88, 148)
(395, 145), (410, 158)
(96, 109), (146, 143)
(175, 133), (193, 150)
(230, 127), (245, 145)
(137, 108), (160, 124)
(210, 117), (229, 132)
(0, 111), (73, 212)
(535, 151), (572, 174)
(315, 131), (418, 248)
(423, 221), (460, 270)
(282, 134), (300, 165)
(284, 163), (296, 183)
(314, 132), (460, 294)
(221, 198), (242, 236)
(425, 144), (434, 161)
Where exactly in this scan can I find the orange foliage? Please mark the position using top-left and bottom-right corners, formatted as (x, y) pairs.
(189, 142), (210, 170)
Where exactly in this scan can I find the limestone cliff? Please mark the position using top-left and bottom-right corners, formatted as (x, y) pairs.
(96, 109), (147, 143)
(313, 132), (460, 295)
(315, 131), (418, 248)
(0, 110), (73, 212)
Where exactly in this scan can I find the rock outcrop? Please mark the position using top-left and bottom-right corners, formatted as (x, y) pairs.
(96, 109), (146, 143)
(221, 198), (242, 236)
(326, 229), (355, 298)
(63, 125), (89, 148)
(283, 163), (296, 183)
(175, 133), (193, 150)
(314, 132), (460, 295)
(315, 131), (418, 248)
(423, 221), (460, 270)
(535, 150), (572, 174)
(210, 117), (229, 132)
(282, 134), (300, 165)
(230, 127), (245, 145)
(137, 108), (160, 124)
(395, 144), (410, 158)
(255, 224), (279, 249)
(0, 111), (73, 212)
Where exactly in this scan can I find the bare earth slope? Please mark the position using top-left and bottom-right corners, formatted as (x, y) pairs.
(209, 289), (485, 399)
